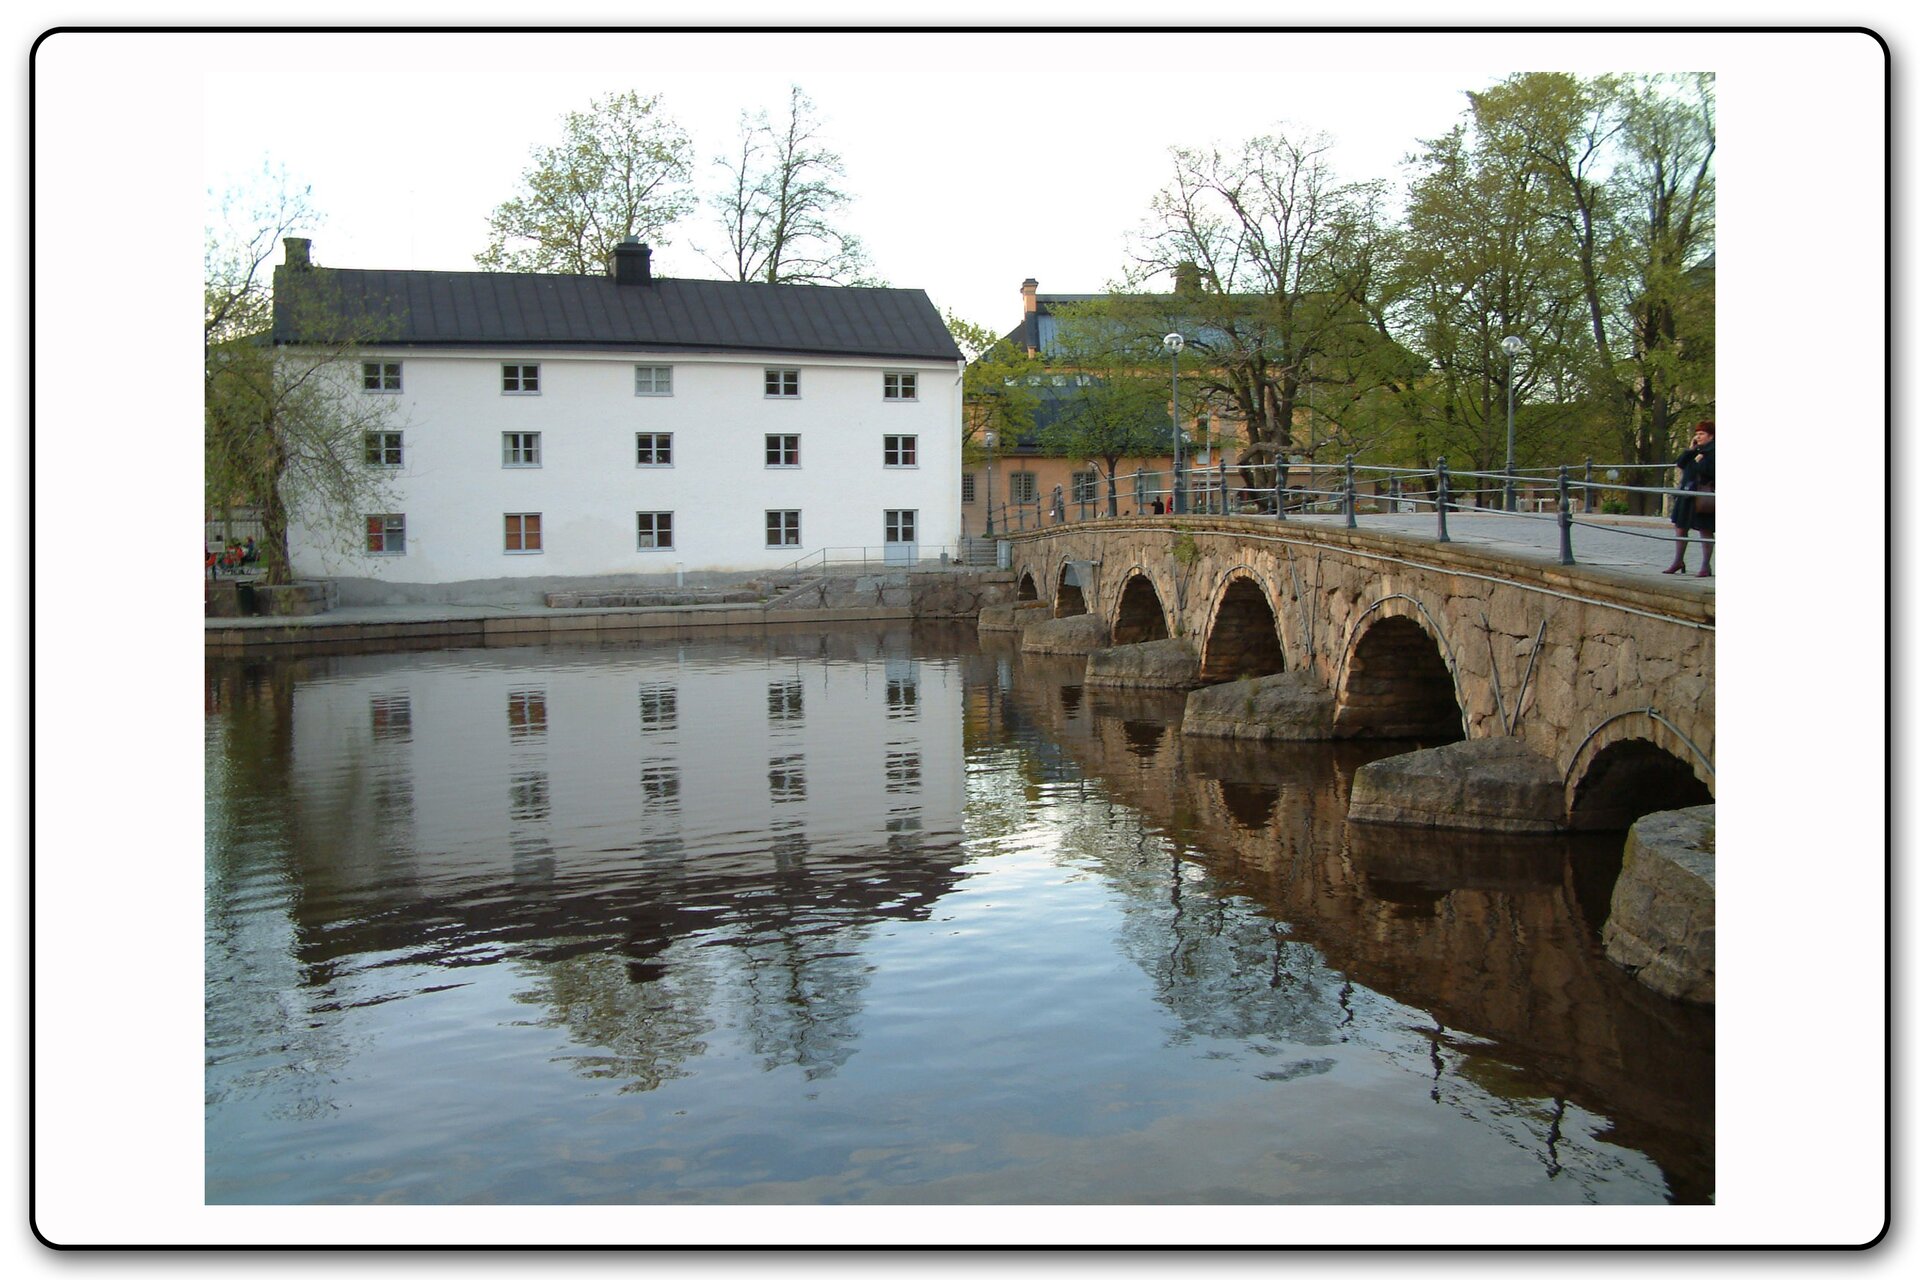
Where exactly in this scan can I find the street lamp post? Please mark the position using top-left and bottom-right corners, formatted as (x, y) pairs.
(1164, 333), (1186, 514)
(984, 430), (997, 536)
(1501, 334), (1525, 512)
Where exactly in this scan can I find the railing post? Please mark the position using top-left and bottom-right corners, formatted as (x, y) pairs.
(1390, 475), (1402, 514)
(1557, 465), (1575, 565)
(1436, 458), (1451, 543)
(1505, 465), (1515, 514)
(1217, 458), (1227, 515)
(1344, 454), (1357, 529)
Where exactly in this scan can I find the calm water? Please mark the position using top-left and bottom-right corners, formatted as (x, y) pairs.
(205, 622), (1712, 1205)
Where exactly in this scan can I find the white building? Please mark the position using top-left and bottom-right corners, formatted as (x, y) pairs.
(275, 238), (965, 603)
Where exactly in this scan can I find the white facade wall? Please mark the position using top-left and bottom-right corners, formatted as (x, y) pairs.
(289, 347), (964, 588)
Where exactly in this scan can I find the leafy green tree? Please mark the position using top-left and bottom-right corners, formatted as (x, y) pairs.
(206, 168), (400, 584)
(945, 312), (1037, 454)
(478, 90), (696, 275)
(1467, 73), (1715, 505)
(1040, 371), (1171, 517)
(707, 85), (877, 285)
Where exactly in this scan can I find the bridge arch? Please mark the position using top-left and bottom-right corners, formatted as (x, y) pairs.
(1015, 570), (1039, 602)
(1198, 570), (1286, 682)
(1564, 709), (1715, 830)
(1110, 568), (1171, 644)
(1333, 596), (1466, 741)
(1053, 559), (1088, 617)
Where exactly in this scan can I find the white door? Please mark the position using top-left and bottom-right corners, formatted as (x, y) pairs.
(884, 509), (918, 567)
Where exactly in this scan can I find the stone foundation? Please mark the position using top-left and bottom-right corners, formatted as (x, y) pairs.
(1084, 639), (1201, 689)
(1603, 805), (1715, 1004)
(1346, 738), (1566, 833)
(1021, 614), (1110, 655)
(979, 601), (1052, 632)
(1182, 671), (1336, 741)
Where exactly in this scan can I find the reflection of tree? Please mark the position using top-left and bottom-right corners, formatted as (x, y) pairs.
(511, 947), (717, 1094)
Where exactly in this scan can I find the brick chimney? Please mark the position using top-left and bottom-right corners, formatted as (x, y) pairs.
(284, 237), (312, 270)
(613, 237), (654, 286)
(1021, 277), (1039, 313)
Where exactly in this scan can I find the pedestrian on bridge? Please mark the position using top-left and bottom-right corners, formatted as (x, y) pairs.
(1662, 420), (1715, 577)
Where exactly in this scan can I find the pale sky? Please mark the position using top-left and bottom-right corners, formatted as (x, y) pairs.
(198, 29), (1713, 334)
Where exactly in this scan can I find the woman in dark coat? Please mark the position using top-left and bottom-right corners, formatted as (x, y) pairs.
(1663, 421), (1715, 577)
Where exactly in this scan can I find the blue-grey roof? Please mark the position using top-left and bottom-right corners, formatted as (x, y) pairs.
(272, 265), (964, 362)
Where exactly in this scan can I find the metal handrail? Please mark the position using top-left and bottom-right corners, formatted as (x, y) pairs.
(972, 455), (1708, 570)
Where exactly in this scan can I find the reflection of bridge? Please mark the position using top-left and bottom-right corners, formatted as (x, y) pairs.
(1003, 515), (1714, 830)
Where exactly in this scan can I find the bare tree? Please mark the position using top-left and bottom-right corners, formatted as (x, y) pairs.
(708, 85), (878, 285)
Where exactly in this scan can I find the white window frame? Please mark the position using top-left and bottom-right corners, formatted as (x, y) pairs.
(504, 512), (543, 554)
(765, 434), (800, 468)
(502, 363), (541, 395)
(636, 511), (675, 551)
(883, 371), (918, 401)
(364, 430), (404, 468)
(764, 368), (801, 399)
(502, 431), (542, 467)
(765, 509), (801, 548)
(635, 432), (674, 467)
(365, 513), (406, 555)
(634, 364), (673, 396)
(362, 361), (402, 393)
(884, 434), (918, 468)
(884, 509), (918, 544)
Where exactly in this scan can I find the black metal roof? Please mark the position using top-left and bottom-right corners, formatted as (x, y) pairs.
(271, 265), (963, 362)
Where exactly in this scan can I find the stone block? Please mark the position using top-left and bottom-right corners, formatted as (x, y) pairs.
(1084, 639), (1201, 689)
(1020, 614), (1110, 655)
(1603, 805), (1715, 1004)
(1347, 737), (1566, 833)
(978, 601), (1054, 633)
(1182, 671), (1336, 741)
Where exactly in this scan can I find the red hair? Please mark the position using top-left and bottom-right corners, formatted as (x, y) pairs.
(1696, 420), (1715, 437)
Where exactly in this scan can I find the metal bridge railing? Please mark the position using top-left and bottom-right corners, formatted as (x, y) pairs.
(976, 457), (1702, 569)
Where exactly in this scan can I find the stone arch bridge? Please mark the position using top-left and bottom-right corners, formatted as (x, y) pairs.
(998, 517), (1715, 831)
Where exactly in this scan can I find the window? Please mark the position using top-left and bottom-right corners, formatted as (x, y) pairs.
(765, 510), (801, 547)
(364, 431), (403, 467)
(1133, 468), (1150, 510)
(634, 364), (673, 396)
(362, 361), (402, 393)
(884, 435), (917, 467)
(636, 511), (674, 550)
(366, 514), (406, 554)
(962, 475), (976, 504)
(764, 368), (800, 398)
(887, 676), (918, 720)
(635, 432), (673, 466)
(885, 750), (922, 794)
(504, 512), (542, 553)
(765, 434), (800, 467)
(883, 371), (917, 401)
(503, 432), (541, 467)
(885, 509), (917, 544)
(502, 363), (540, 394)
(1010, 471), (1038, 504)
(370, 694), (412, 742)
(768, 679), (804, 726)
(768, 754), (807, 803)
(508, 690), (548, 740)
(638, 684), (677, 731)
(1072, 470), (1097, 503)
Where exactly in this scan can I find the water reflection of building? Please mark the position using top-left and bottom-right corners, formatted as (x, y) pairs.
(976, 634), (1713, 1204)
(208, 625), (972, 1091)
